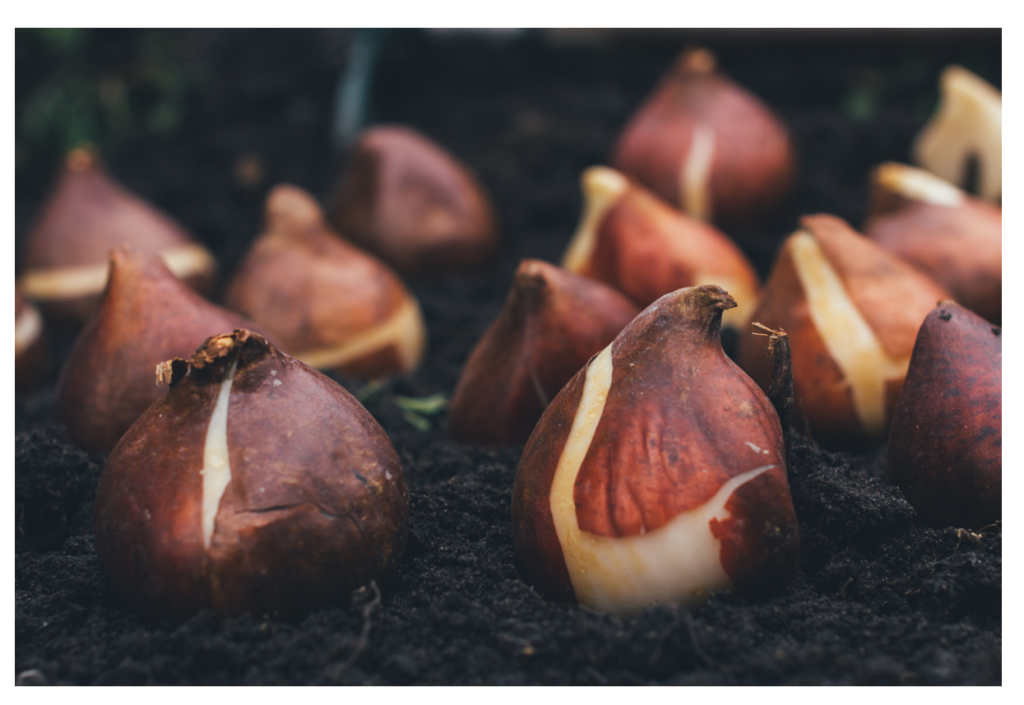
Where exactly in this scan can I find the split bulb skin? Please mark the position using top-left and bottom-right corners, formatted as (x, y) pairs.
(94, 331), (409, 617)
(19, 146), (217, 327)
(736, 214), (948, 450)
(54, 247), (267, 456)
(887, 302), (1001, 529)
(864, 163), (1002, 325)
(449, 259), (639, 446)
(224, 185), (426, 380)
(328, 125), (498, 277)
(562, 166), (760, 333)
(15, 287), (47, 395)
(512, 285), (799, 615)
(912, 65), (1001, 202)
(612, 49), (796, 225)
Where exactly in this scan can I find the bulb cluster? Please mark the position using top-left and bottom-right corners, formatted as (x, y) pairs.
(17, 46), (1000, 619)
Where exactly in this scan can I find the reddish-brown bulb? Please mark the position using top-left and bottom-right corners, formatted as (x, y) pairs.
(328, 125), (498, 276)
(55, 246), (265, 455)
(887, 302), (1001, 528)
(513, 285), (799, 615)
(94, 330), (409, 616)
(224, 185), (426, 379)
(19, 146), (217, 327)
(449, 259), (639, 445)
(612, 49), (796, 225)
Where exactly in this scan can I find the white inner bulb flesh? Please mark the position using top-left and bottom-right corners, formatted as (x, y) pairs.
(18, 243), (216, 301)
(680, 123), (716, 221)
(201, 359), (237, 548)
(547, 343), (778, 616)
(15, 303), (43, 355)
(562, 167), (629, 274)
(912, 66), (1001, 202)
(876, 163), (964, 207)
(788, 231), (909, 440)
(295, 295), (426, 374)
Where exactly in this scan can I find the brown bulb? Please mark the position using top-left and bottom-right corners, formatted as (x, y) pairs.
(224, 185), (426, 379)
(15, 287), (47, 394)
(512, 285), (799, 615)
(864, 162), (1001, 324)
(18, 146), (218, 327)
(328, 125), (498, 276)
(562, 166), (760, 332)
(449, 259), (639, 445)
(612, 49), (796, 225)
(55, 246), (267, 455)
(888, 302), (1000, 529)
(736, 215), (948, 450)
(94, 330), (409, 616)
(912, 65), (1001, 202)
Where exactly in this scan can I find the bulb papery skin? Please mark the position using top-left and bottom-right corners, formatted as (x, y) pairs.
(611, 49), (796, 225)
(864, 163), (1001, 325)
(224, 185), (426, 379)
(449, 259), (639, 445)
(94, 330), (409, 617)
(737, 215), (948, 450)
(19, 146), (217, 327)
(562, 166), (760, 333)
(328, 125), (498, 277)
(512, 285), (799, 615)
(54, 247), (268, 456)
(887, 302), (1001, 529)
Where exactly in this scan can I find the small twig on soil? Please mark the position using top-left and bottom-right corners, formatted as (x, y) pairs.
(328, 580), (381, 678)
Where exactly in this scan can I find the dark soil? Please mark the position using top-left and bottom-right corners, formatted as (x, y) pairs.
(14, 29), (1001, 685)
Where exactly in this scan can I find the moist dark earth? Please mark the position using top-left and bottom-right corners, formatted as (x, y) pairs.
(14, 29), (1001, 685)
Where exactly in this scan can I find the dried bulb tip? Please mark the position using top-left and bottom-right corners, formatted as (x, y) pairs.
(678, 48), (717, 74)
(66, 145), (98, 172)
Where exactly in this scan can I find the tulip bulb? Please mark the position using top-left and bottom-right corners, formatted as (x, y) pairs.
(19, 146), (217, 327)
(55, 246), (265, 455)
(612, 49), (796, 224)
(562, 166), (760, 333)
(512, 285), (799, 615)
(887, 302), (1001, 528)
(864, 162), (1001, 324)
(328, 125), (498, 276)
(94, 330), (409, 616)
(224, 185), (426, 379)
(737, 215), (948, 450)
(449, 259), (639, 445)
